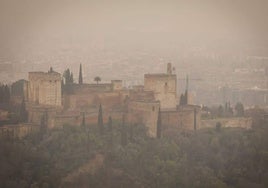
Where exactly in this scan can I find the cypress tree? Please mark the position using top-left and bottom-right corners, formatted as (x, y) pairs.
(19, 98), (28, 123)
(108, 116), (113, 147)
(81, 112), (86, 129)
(121, 114), (127, 146)
(40, 111), (48, 133)
(157, 107), (162, 139)
(98, 104), (104, 135)
(79, 64), (83, 84)
(108, 116), (112, 132)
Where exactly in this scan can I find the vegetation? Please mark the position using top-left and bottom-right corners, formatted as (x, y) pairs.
(235, 102), (244, 117)
(94, 76), (101, 84)
(0, 120), (267, 188)
(0, 84), (10, 104)
(63, 69), (74, 85)
(78, 64), (83, 84)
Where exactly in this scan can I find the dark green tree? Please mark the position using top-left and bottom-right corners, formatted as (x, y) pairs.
(79, 64), (83, 84)
(94, 76), (101, 84)
(157, 107), (162, 139)
(235, 102), (244, 117)
(81, 112), (86, 129)
(98, 104), (104, 135)
(108, 116), (112, 132)
(11, 79), (25, 97)
(63, 69), (74, 85)
(19, 98), (28, 123)
(121, 114), (127, 146)
(40, 111), (48, 133)
(217, 105), (224, 118)
(216, 122), (222, 132)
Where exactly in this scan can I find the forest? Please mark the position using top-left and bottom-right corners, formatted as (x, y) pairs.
(0, 119), (267, 188)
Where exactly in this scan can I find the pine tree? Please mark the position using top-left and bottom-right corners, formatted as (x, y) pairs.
(81, 112), (86, 129)
(98, 104), (104, 135)
(121, 114), (127, 146)
(108, 116), (112, 132)
(157, 107), (162, 139)
(19, 98), (28, 123)
(108, 116), (113, 147)
(40, 111), (48, 133)
(79, 64), (83, 84)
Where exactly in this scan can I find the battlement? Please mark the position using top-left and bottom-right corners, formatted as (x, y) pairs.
(29, 71), (61, 81)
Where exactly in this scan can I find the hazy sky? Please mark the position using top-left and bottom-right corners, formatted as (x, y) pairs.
(1, 0), (268, 60)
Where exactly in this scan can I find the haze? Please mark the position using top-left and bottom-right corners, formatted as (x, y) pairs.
(1, 0), (268, 103)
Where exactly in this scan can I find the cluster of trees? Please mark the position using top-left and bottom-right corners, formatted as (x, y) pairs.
(0, 84), (10, 104)
(0, 117), (267, 188)
(202, 102), (245, 119)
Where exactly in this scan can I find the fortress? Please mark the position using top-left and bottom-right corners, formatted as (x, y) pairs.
(22, 63), (200, 137)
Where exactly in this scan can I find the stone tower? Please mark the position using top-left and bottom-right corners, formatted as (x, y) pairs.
(144, 63), (177, 110)
(27, 71), (62, 106)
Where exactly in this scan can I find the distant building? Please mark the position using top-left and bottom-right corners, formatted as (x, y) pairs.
(144, 64), (177, 110)
(25, 71), (62, 106)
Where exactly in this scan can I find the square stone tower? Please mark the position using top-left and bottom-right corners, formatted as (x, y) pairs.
(27, 71), (62, 106)
(144, 64), (177, 110)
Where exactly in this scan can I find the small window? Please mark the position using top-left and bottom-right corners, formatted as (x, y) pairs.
(152, 106), (155, 111)
(165, 82), (168, 86)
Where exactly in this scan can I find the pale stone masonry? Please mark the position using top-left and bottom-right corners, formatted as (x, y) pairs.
(144, 73), (177, 110)
(26, 71), (62, 106)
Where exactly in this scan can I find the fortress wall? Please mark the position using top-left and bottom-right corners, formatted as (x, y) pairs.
(161, 105), (201, 131)
(54, 111), (124, 127)
(0, 123), (39, 139)
(28, 106), (60, 129)
(128, 101), (160, 137)
(65, 91), (125, 111)
(201, 118), (252, 129)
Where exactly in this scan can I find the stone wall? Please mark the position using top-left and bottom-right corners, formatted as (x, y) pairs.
(27, 71), (61, 106)
(0, 123), (39, 139)
(128, 100), (160, 137)
(161, 105), (201, 131)
(144, 74), (177, 109)
(64, 91), (127, 111)
(201, 118), (252, 129)
(111, 80), (123, 91)
(27, 105), (61, 129)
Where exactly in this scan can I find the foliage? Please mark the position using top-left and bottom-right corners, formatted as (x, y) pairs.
(10, 79), (25, 97)
(0, 121), (268, 188)
(19, 98), (28, 123)
(94, 76), (101, 84)
(157, 108), (162, 139)
(0, 84), (10, 104)
(78, 64), (83, 84)
(63, 69), (74, 85)
(98, 104), (103, 135)
(235, 102), (244, 117)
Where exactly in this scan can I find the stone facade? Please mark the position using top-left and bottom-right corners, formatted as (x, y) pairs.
(201, 118), (252, 129)
(26, 71), (61, 106)
(128, 100), (160, 137)
(144, 74), (177, 110)
(111, 80), (123, 91)
(0, 123), (39, 139)
(161, 105), (201, 131)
